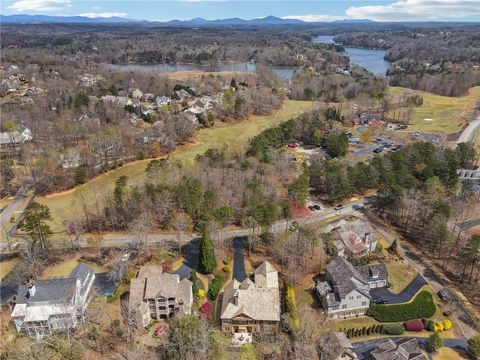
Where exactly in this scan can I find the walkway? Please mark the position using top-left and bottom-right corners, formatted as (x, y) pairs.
(370, 273), (428, 304)
(232, 237), (247, 282)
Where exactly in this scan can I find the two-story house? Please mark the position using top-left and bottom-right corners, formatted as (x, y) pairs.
(221, 261), (281, 336)
(128, 265), (193, 327)
(316, 257), (387, 319)
(327, 219), (378, 258)
(11, 263), (95, 339)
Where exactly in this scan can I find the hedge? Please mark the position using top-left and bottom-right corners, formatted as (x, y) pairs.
(382, 323), (405, 335)
(368, 291), (436, 322)
(404, 319), (424, 331)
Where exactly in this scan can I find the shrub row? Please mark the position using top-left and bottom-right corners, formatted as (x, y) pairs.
(368, 291), (436, 322)
(341, 323), (406, 338)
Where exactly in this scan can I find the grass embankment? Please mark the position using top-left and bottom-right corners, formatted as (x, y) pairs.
(0, 258), (18, 280)
(388, 86), (480, 134)
(37, 100), (313, 232)
(386, 261), (417, 294)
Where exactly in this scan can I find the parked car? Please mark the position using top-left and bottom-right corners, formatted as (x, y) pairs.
(437, 288), (451, 302)
(373, 147), (383, 153)
(373, 298), (388, 304)
(312, 204), (321, 210)
(334, 204), (344, 211)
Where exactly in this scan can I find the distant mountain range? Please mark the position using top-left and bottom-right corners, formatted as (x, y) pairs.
(0, 14), (376, 25)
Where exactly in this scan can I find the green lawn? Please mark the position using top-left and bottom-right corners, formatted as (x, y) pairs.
(37, 100), (313, 232)
(386, 260), (417, 294)
(388, 86), (480, 134)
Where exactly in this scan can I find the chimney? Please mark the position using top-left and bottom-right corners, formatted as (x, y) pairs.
(28, 283), (36, 297)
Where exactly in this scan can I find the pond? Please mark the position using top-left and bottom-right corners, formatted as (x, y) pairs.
(106, 62), (295, 80)
(313, 35), (389, 76)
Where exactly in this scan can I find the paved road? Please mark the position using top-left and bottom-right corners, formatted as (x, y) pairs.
(370, 273), (428, 304)
(457, 115), (480, 144)
(352, 337), (468, 360)
(0, 197), (367, 252)
(0, 182), (32, 229)
(232, 237), (247, 282)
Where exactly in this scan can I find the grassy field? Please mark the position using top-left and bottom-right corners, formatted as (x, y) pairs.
(37, 100), (313, 231)
(388, 86), (480, 134)
(0, 258), (18, 280)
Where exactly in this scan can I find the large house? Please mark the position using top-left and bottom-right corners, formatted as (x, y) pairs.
(221, 261), (280, 335)
(129, 265), (193, 327)
(11, 263), (95, 339)
(369, 338), (426, 360)
(316, 330), (358, 360)
(327, 219), (378, 258)
(0, 128), (33, 153)
(316, 257), (387, 319)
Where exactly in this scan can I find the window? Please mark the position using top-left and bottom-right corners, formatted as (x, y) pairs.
(342, 304), (347, 309)
(361, 301), (367, 306)
(348, 296), (353, 300)
(357, 295), (361, 299)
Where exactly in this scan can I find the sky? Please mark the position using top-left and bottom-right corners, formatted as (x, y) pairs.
(1, 0), (479, 22)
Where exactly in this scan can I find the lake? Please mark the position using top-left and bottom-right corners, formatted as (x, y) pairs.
(106, 62), (295, 80)
(313, 35), (389, 76)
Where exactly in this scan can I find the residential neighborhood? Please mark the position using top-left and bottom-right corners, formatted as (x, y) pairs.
(1, 7), (480, 360)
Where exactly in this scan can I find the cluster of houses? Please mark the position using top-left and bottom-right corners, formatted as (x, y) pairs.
(101, 86), (221, 126)
(7, 217), (428, 358)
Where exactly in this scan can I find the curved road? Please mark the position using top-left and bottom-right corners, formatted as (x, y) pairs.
(457, 115), (480, 144)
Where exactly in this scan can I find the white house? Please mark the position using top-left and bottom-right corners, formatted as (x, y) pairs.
(11, 263), (95, 339)
(316, 257), (387, 319)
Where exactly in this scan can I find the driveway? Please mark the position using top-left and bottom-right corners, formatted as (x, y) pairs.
(370, 273), (427, 304)
(352, 337), (468, 360)
(232, 237), (247, 282)
(173, 238), (201, 280)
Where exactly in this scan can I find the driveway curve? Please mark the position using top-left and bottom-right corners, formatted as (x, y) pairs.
(370, 273), (428, 304)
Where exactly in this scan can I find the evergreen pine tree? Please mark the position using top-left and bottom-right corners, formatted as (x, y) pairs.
(199, 231), (217, 274)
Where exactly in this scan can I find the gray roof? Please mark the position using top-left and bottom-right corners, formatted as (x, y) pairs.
(357, 263), (388, 282)
(70, 263), (94, 285)
(316, 330), (356, 360)
(16, 278), (77, 304)
(370, 338), (426, 360)
(16, 262), (94, 304)
(326, 256), (370, 300)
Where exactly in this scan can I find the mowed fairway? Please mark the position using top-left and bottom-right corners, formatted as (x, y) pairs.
(389, 86), (480, 134)
(37, 100), (313, 231)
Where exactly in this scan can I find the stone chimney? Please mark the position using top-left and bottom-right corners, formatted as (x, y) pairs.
(28, 283), (36, 297)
